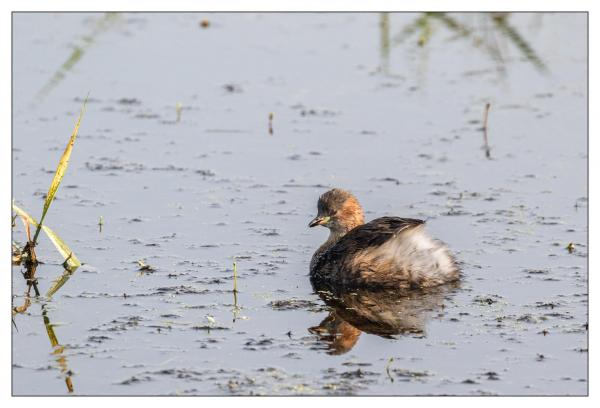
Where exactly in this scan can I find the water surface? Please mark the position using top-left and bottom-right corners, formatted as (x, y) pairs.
(12, 12), (587, 395)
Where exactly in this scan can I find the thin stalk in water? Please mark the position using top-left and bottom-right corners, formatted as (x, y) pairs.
(483, 102), (491, 159)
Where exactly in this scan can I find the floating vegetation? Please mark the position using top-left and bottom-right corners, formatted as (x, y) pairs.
(137, 260), (155, 272)
(473, 295), (502, 305)
(484, 371), (500, 380)
(390, 368), (430, 381)
(223, 83), (243, 93)
(269, 299), (321, 311)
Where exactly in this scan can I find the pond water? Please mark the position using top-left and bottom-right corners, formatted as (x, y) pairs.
(12, 12), (587, 395)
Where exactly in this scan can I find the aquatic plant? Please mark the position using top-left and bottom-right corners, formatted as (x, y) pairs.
(12, 96), (87, 298)
(233, 259), (238, 293)
(482, 102), (492, 159)
(12, 98), (88, 394)
(232, 259), (242, 322)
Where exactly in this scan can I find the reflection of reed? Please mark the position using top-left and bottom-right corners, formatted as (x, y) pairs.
(428, 13), (507, 74)
(379, 13), (390, 74)
(46, 268), (77, 298)
(232, 288), (241, 323)
(389, 12), (547, 75)
(36, 13), (120, 101)
(12, 295), (31, 315)
(490, 13), (547, 72)
(42, 304), (74, 393)
(310, 279), (458, 355)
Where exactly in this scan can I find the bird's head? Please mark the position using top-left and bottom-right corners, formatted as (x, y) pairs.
(309, 188), (364, 234)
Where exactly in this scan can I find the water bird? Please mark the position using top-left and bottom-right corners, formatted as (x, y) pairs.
(309, 188), (459, 288)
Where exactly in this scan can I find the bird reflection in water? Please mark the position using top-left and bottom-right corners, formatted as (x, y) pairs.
(309, 279), (459, 355)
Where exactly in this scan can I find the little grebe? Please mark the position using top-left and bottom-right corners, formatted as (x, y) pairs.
(309, 188), (459, 288)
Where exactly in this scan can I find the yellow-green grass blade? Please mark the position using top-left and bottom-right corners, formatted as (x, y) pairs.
(32, 96), (87, 245)
(13, 203), (81, 272)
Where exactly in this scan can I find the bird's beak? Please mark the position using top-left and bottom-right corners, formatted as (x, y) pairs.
(309, 216), (330, 228)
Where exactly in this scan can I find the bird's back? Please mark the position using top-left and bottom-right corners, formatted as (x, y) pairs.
(310, 216), (459, 288)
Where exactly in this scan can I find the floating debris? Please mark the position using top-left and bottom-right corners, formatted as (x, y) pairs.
(118, 97), (141, 105)
(223, 83), (243, 93)
(269, 299), (321, 311)
(176, 102), (183, 122)
(137, 260), (155, 272)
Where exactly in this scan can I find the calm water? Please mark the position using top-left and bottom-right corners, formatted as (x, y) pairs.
(12, 13), (587, 395)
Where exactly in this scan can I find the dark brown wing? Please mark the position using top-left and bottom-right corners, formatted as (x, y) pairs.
(312, 216), (424, 273)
